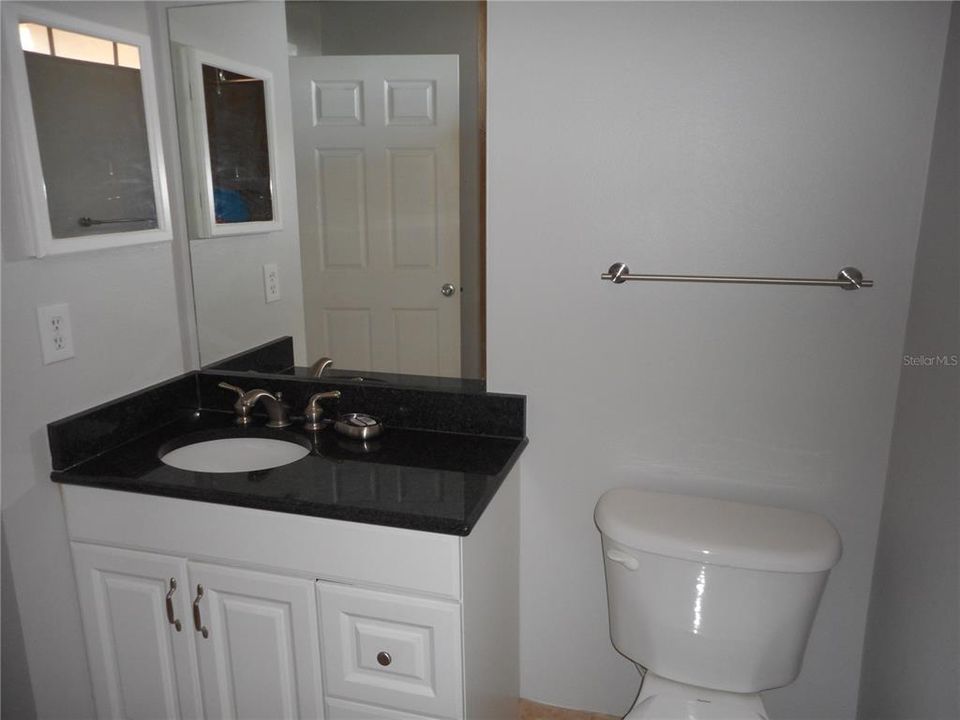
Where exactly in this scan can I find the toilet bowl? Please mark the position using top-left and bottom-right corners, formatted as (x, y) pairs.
(595, 488), (841, 720)
(627, 673), (767, 720)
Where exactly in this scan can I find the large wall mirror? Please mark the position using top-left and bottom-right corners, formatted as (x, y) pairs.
(1, 3), (172, 257)
(169, 1), (485, 381)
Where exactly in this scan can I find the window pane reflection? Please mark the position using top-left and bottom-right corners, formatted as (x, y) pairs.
(18, 23), (50, 55)
(19, 23), (141, 70)
(116, 43), (141, 70)
(50, 28), (114, 65)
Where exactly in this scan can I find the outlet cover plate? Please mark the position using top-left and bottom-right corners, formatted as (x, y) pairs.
(263, 263), (280, 303)
(37, 303), (75, 364)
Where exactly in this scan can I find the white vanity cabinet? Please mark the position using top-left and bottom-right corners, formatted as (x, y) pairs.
(61, 466), (519, 720)
(72, 545), (322, 719)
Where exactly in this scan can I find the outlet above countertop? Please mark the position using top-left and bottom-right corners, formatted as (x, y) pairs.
(48, 368), (526, 536)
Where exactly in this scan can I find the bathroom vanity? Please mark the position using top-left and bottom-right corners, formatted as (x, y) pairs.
(49, 365), (525, 720)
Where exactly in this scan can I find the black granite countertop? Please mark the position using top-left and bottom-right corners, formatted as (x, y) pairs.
(49, 365), (526, 535)
(51, 407), (526, 536)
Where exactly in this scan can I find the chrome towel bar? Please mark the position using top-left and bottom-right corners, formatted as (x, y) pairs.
(601, 263), (873, 290)
(78, 216), (155, 227)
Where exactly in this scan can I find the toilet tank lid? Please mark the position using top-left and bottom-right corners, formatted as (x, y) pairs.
(595, 488), (842, 573)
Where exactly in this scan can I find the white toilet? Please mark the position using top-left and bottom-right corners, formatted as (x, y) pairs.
(595, 488), (842, 720)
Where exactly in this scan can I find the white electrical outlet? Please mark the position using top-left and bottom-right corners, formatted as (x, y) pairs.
(263, 263), (280, 303)
(37, 303), (75, 364)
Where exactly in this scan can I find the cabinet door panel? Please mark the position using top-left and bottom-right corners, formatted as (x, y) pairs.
(318, 583), (463, 719)
(189, 562), (323, 720)
(71, 543), (203, 720)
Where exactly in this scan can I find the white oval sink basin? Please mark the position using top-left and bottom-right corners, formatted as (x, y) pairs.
(160, 437), (310, 473)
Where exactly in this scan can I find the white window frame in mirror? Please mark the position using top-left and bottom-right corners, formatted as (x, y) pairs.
(173, 45), (282, 239)
(1, 3), (173, 258)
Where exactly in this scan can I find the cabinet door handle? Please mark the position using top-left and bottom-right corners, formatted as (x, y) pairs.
(165, 578), (182, 632)
(192, 584), (209, 638)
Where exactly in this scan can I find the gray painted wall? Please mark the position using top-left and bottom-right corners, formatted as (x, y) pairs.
(1, 524), (37, 720)
(857, 4), (960, 718)
(288, 1), (483, 379)
(486, 2), (949, 717)
(1, 3), (186, 717)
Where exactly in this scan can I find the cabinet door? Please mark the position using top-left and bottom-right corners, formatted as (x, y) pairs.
(71, 543), (204, 720)
(189, 562), (323, 719)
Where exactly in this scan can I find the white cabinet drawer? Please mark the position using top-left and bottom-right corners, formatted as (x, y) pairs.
(63, 485), (462, 599)
(326, 697), (437, 719)
(319, 583), (463, 719)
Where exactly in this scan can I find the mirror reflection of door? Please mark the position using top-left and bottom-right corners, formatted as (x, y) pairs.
(291, 55), (460, 377)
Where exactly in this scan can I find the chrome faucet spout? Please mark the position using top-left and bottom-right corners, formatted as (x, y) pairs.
(240, 389), (291, 428)
(309, 357), (334, 377)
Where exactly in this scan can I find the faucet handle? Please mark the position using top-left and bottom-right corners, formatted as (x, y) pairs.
(218, 382), (253, 426)
(218, 381), (245, 398)
(304, 390), (341, 431)
(307, 390), (341, 406)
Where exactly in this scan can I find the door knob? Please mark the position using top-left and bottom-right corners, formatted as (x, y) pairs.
(440, 283), (456, 297)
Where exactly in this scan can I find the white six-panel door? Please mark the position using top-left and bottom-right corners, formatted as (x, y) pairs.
(189, 562), (324, 720)
(71, 543), (204, 720)
(290, 55), (461, 376)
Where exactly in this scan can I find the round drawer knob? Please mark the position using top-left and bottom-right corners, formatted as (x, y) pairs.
(376, 651), (392, 667)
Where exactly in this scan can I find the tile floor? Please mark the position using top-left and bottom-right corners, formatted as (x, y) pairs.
(519, 698), (619, 720)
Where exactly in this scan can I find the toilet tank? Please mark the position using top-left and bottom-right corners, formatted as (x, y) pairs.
(595, 488), (841, 694)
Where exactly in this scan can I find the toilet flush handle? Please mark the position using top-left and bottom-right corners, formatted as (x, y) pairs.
(606, 548), (640, 571)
